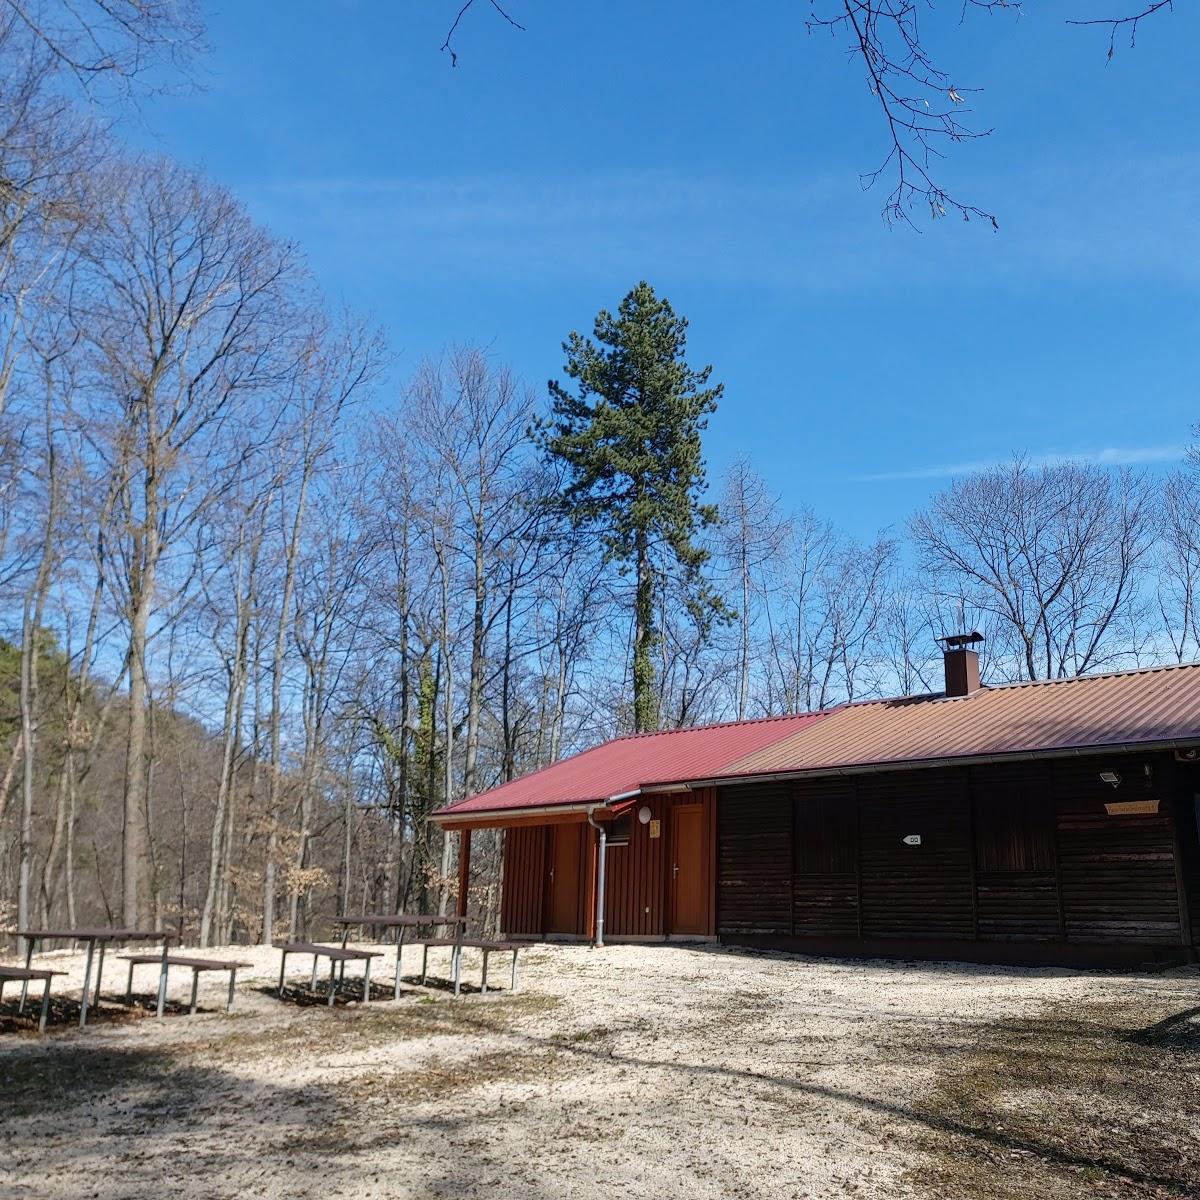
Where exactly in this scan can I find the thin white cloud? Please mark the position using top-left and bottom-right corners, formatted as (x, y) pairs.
(241, 151), (1200, 293)
(856, 445), (1184, 483)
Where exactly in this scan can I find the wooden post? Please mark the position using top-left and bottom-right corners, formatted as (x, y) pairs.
(457, 828), (472, 919)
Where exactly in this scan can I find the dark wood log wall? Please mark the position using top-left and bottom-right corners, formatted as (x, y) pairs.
(717, 752), (1192, 951)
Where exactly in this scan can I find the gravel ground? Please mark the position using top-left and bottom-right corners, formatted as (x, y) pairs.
(1, 941), (1197, 1199)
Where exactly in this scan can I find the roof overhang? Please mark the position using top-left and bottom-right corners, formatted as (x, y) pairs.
(432, 782), (698, 829)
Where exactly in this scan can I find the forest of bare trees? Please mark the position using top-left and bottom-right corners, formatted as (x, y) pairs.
(2, 0), (1199, 949)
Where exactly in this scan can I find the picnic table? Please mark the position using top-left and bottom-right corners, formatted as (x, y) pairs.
(121, 954), (253, 1016)
(276, 941), (385, 1005)
(8, 928), (174, 1029)
(419, 937), (524, 995)
(333, 913), (467, 999)
(0, 966), (66, 1033)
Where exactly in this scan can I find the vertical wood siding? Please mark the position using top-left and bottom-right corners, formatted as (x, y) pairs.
(604, 796), (666, 937)
(603, 790), (716, 938)
(500, 825), (547, 936)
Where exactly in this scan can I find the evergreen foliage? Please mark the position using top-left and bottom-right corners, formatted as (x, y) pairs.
(541, 281), (727, 732)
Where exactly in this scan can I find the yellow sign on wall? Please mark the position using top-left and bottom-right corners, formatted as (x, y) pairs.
(648, 819), (661, 839)
(1104, 799), (1160, 816)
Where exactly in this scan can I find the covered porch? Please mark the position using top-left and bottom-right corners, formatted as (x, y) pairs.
(443, 787), (717, 945)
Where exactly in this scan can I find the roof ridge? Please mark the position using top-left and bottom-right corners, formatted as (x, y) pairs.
(798, 660), (1200, 713)
(609, 709), (831, 742)
(976, 658), (1200, 694)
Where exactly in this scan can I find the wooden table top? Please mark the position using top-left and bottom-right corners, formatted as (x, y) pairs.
(9, 928), (175, 942)
(332, 914), (468, 927)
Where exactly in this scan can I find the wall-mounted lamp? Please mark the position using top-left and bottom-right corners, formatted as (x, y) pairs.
(1099, 771), (1121, 789)
(637, 805), (652, 825)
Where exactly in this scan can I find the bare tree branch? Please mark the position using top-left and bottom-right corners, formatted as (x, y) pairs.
(1067, 0), (1174, 60)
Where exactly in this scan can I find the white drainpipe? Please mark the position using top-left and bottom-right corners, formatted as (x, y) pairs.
(586, 808), (607, 948)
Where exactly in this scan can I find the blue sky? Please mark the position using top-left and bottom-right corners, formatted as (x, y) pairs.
(128, 1), (1198, 538)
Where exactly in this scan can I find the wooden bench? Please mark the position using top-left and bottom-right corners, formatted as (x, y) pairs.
(415, 937), (523, 995)
(0, 966), (65, 1033)
(121, 954), (253, 1017)
(277, 941), (384, 1006)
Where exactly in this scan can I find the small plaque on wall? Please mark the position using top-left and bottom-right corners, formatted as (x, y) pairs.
(648, 819), (661, 839)
(1104, 799), (1159, 816)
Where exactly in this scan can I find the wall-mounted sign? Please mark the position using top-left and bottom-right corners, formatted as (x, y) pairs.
(648, 819), (661, 839)
(1104, 799), (1160, 816)
(902, 834), (922, 846)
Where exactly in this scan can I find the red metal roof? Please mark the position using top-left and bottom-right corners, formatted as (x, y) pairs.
(437, 711), (830, 819)
(438, 662), (1200, 823)
(722, 661), (1200, 780)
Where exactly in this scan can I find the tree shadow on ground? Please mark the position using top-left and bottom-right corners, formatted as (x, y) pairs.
(682, 939), (1191, 979)
(1126, 1004), (1200, 1051)
(436, 999), (1200, 1199)
(0, 992), (196, 1037)
(260, 974), (497, 1008)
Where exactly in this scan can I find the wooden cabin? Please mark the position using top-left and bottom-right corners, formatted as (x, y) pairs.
(435, 644), (1200, 967)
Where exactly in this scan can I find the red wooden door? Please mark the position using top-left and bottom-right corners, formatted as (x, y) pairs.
(547, 824), (582, 934)
(670, 803), (706, 935)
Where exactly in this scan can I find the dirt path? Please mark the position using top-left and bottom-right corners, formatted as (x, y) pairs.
(1, 943), (1197, 1199)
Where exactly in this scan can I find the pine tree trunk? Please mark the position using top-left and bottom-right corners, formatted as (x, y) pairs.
(632, 533), (657, 732)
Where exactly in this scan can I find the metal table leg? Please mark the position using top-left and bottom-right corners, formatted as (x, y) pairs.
(125, 961), (136, 1005)
(227, 969), (237, 1012)
(79, 939), (95, 1029)
(421, 944), (429, 985)
(511, 950), (519, 993)
(39, 976), (51, 1034)
(362, 957), (371, 1005)
(189, 968), (200, 1015)
(310, 954), (319, 993)
(327, 957), (336, 1006)
(393, 928), (408, 1000)
(480, 950), (490, 994)
(93, 942), (106, 1008)
(277, 950), (288, 997)
(18, 937), (34, 1013)
(155, 949), (169, 1020)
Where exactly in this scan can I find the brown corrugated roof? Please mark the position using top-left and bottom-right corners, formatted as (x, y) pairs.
(720, 661), (1200, 781)
(435, 661), (1200, 824)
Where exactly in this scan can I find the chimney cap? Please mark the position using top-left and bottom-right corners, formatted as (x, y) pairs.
(939, 631), (984, 651)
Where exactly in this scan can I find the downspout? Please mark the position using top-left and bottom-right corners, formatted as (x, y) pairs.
(586, 807), (607, 948)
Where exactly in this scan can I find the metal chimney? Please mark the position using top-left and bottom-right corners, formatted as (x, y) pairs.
(938, 632), (983, 698)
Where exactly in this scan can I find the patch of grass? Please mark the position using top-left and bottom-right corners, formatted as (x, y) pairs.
(902, 997), (1200, 1200)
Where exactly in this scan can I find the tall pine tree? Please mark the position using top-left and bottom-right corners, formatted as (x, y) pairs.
(542, 281), (724, 732)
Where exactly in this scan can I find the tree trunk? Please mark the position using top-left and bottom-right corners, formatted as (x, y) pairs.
(632, 533), (657, 732)
(199, 538), (252, 948)
(263, 471), (310, 943)
(123, 526), (157, 929)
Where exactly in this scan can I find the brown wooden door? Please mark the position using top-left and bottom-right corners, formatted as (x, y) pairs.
(547, 824), (582, 934)
(670, 803), (707, 935)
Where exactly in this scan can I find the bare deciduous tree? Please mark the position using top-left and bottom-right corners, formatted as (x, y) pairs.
(912, 457), (1156, 681)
